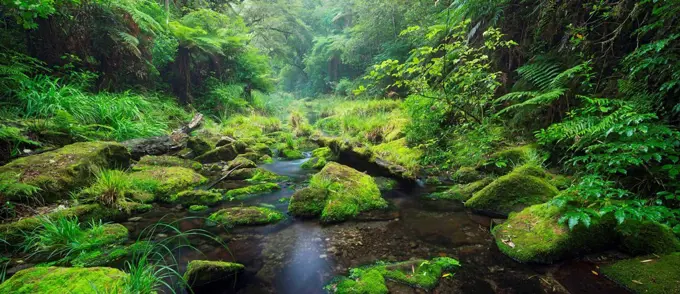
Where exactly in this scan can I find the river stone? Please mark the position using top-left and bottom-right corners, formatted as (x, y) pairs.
(184, 260), (245, 288)
(288, 162), (388, 223)
(0, 141), (130, 203)
(195, 145), (238, 163)
(601, 253), (680, 294)
(492, 203), (616, 264)
(187, 137), (212, 157)
(208, 206), (284, 228)
(465, 165), (558, 216)
(0, 266), (127, 293)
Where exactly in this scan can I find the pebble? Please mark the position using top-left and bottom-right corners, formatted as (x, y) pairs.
(156, 233), (168, 238)
(319, 254), (327, 259)
(128, 217), (143, 222)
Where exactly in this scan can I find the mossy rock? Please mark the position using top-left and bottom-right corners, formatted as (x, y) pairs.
(129, 167), (206, 201)
(226, 156), (257, 170)
(512, 163), (547, 178)
(0, 142), (130, 203)
(259, 154), (274, 164)
(465, 167), (558, 216)
(189, 205), (209, 212)
(237, 152), (260, 162)
(135, 155), (202, 171)
(0, 266), (127, 293)
(328, 257), (460, 292)
(226, 168), (285, 182)
(601, 253), (680, 294)
(616, 221), (680, 255)
(548, 174), (572, 190)
(427, 178), (493, 201)
(69, 241), (152, 267)
(86, 223), (129, 247)
(208, 206), (284, 228)
(374, 177), (398, 191)
(252, 143), (272, 156)
(452, 166), (481, 184)
(288, 187), (328, 217)
(195, 145), (238, 163)
(225, 183), (280, 200)
(491, 203), (616, 264)
(483, 145), (537, 175)
(187, 136), (213, 157)
(289, 162), (388, 223)
(301, 147), (335, 170)
(280, 148), (305, 159)
(184, 260), (245, 287)
(170, 189), (223, 207)
(0, 203), (149, 244)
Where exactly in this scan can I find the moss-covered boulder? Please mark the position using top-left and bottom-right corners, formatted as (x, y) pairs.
(465, 166), (558, 215)
(327, 257), (460, 293)
(0, 266), (127, 293)
(208, 206), (284, 228)
(86, 223), (129, 246)
(129, 167), (206, 201)
(184, 260), (245, 287)
(301, 147), (335, 170)
(195, 144), (238, 163)
(225, 168), (283, 182)
(226, 156), (257, 170)
(288, 162), (388, 223)
(427, 178), (493, 201)
(280, 148), (305, 159)
(0, 142), (130, 202)
(170, 189), (223, 207)
(69, 241), (152, 267)
(616, 221), (680, 255)
(225, 183), (280, 200)
(601, 253), (680, 294)
(483, 145), (537, 174)
(452, 166), (481, 184)
(135, 155), (202, 171)
(252, 143), (272, 156)
(187, 137), (213, 157)
(288, 187), (327, 217)
(491, 203), (615, 263)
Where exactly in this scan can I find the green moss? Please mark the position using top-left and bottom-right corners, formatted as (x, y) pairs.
(301, 147), (335, 170)
(86, 223), (129, 246)
(170, 189), (223, 206)
(189, 205), (209, 212)
(616, 221), (680, 255)
(224, 168), (282, 181)
(370, 138), (422, 179)
(484, 145), (537, 174)
(0, 142), (130, 203)
(195, 145), (238, 163)
(281, 148), (305, 159)
(0, 266), (127, 293)
(374, 177), (398, 191)
(491, 203), (616, 263)
(427, 178), (493, 201)
(226, 156), (257, 170)
(135, 155), (202, 171)
(300, 162), (388, 223)
(225, 183), (280, 200)
(208, 206), (284, 228)
(252, 143), (273, 156)
(259, 154), (274, 164)
(70, 241), (151, 267)
(184, 260), (245, 287)
(129, 166), (206, 201)
(465, 167), (558, 215)
(452, 166), (481, 184)
(332, 269), (388, 294)
(601, 253), (680, 294)
(548, 174), (572, 190)
(187, 136), (213, 156)
(288, 187), (328, 217)
(512, 163), (547, 178)
(327, 257), (460, 293)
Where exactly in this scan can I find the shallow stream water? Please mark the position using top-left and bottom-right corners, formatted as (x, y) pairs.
(121, 158), (629, 294)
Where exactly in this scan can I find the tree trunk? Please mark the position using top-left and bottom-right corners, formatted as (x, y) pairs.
(176, 46), (191, 105)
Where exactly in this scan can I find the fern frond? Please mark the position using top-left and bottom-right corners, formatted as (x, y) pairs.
(116, 32), (142, 58)
(516, 61), (561, 91)
(549, 62), (590, 89)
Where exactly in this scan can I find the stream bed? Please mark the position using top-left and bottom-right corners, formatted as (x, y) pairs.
(121, 158), (629, 294)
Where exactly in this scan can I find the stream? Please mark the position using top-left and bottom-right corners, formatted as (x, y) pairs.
(120, 157), (628, 294)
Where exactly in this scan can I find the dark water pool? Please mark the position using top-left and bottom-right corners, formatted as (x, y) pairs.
(121, 158), (628, 294)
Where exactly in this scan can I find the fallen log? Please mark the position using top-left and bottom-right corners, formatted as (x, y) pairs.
(123, 113), (204, 160)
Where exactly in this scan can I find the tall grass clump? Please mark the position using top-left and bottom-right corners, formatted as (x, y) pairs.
(20, 216), (106, 260)
(10, 73), (189, 141)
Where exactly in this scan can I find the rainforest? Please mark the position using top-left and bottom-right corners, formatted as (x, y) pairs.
(0, 0), (679, 293)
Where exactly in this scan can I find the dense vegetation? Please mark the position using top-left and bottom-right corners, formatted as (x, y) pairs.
(0, 0), (679, 293)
